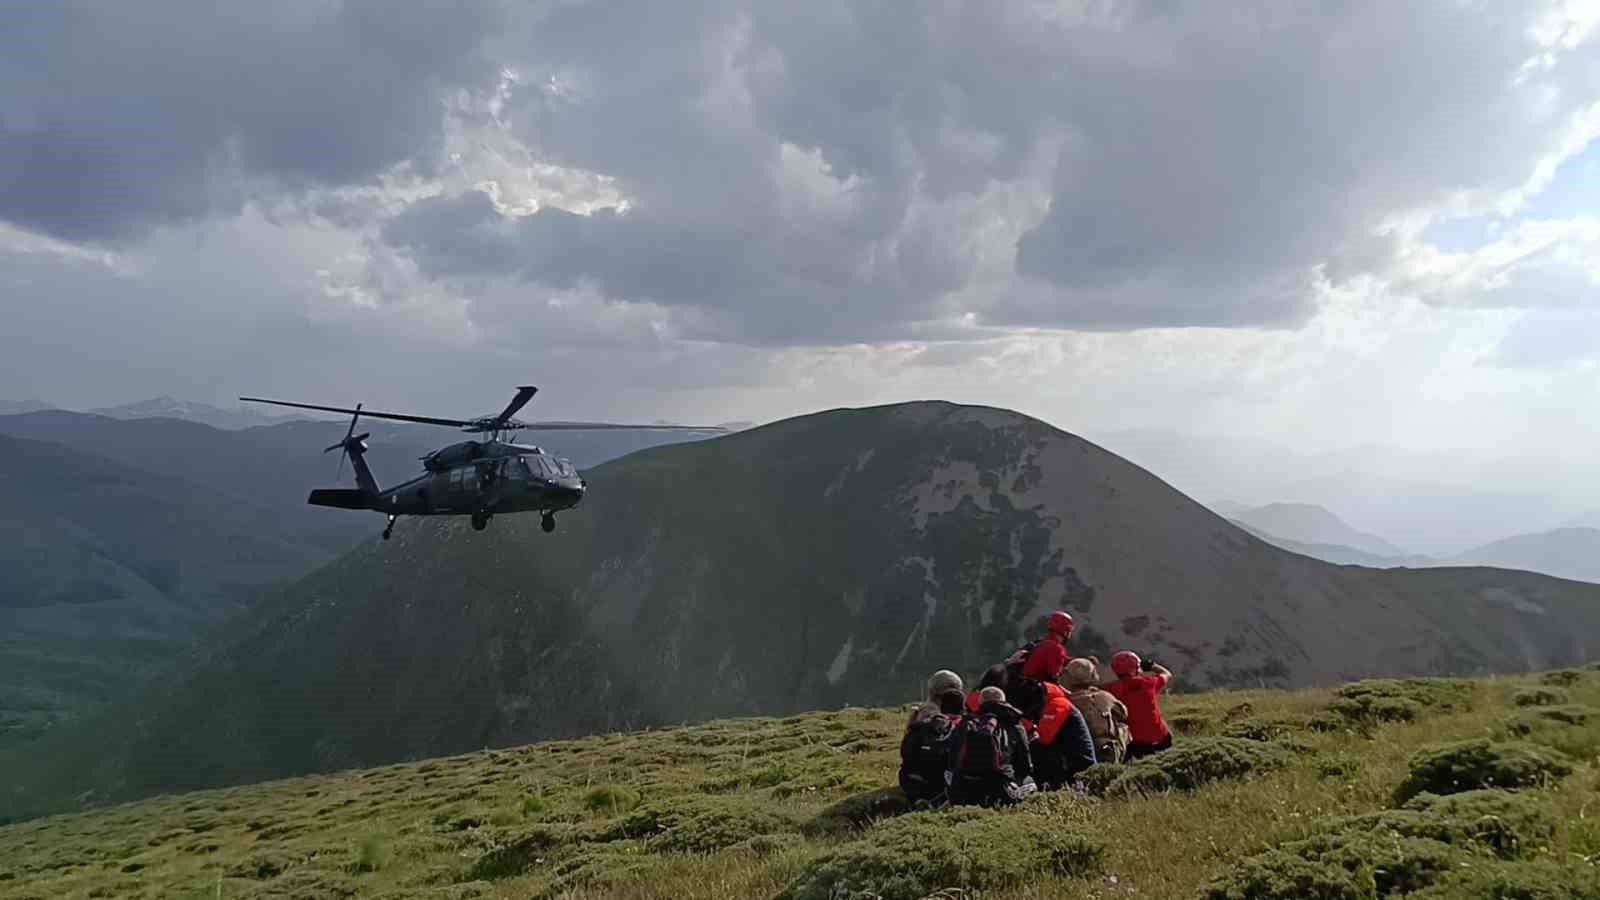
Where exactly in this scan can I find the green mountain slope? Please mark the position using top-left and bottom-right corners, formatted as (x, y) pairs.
(0, 434), (336, 744)
(6, 402), (1599, 818)
(3, 669), (1597, 898)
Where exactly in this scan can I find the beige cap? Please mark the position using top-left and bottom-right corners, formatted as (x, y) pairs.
(979, 686), (1006, 704)
(1064, 657), (1098, 689)
(925, 669), (964, 701)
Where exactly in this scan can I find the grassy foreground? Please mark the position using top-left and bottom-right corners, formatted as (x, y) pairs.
(3, 666), (1599, 900)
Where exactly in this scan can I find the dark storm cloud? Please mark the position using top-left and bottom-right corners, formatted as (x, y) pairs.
(0, 0), (503, 242)
(375, 0), (1600, 340)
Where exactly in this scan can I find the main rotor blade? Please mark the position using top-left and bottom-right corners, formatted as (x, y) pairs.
(521, 421), (728, 431)
(240, 397), (470, 429)
(493, 386), (538, 426)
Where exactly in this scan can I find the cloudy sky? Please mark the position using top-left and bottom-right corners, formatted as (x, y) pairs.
(4, 0), (1600, 476)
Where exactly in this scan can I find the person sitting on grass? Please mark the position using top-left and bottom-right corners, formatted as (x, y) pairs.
(1064, 657), (1131, 765)
(898, 669), (966, 807)
(947, 686), (1036, 807)
(1105, 651), (1174, 761)
(1007, 676), (1097, 789)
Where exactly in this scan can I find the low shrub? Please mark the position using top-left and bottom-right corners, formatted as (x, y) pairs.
(1200, 831), (1458, 900)
(1100, 738), (1290, 797)
(1394, 739), (1573, 803)
(583, 785), (642, 816)
(1221, 714), (1314, 743)
(1407, 859), (1600, 899)
(1325, 695), (1422, 725)
(1515, 687), (1570, 708)
(594, 798), (799, 854)
(1167, 713), (1215, 736)
(1539, 669), (1586, 687)
(1327, 789), (1554, 859)
(1506, 705), (1594, 737)
(464, 825), (580, 881)
(804, 787), (912, 836)
(1076, 763), (1123, 797)
(778, 808), (1104, 900)
(1335, 678), (1475, 711)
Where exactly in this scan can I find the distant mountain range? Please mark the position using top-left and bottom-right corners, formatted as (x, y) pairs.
(87, 396), (303, 430)
(7, 401), (1597, 820)
(1216, 501), (1600, 584)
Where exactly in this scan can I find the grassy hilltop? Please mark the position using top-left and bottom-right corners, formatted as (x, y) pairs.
(4, 666), (1599, 899)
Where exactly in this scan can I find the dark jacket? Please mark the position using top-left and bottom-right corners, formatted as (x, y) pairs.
(898, 704), (958, 803)
(947, 700), (1034, 806)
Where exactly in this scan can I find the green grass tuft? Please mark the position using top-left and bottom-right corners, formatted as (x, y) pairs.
(1516, 687), (1571, 707)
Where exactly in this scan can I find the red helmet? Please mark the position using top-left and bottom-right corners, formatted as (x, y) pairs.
(1111, 651), (1141, 677)
(1047, 611), (1074, 636)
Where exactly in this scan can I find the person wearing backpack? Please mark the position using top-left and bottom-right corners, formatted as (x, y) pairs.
(899, 670), (966, 806)
(1105, 651), (1174, 760)
(1019, 611), (1075, 682)
(1008, 676), (1097, 789)
(947, 686), (1036, 807)
(1064, 658), (1131, 764)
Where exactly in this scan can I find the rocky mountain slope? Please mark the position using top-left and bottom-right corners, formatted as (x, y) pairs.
(6, 401), (1598, 818)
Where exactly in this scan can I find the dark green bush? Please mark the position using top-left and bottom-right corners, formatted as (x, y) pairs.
(582, 785), (641, 814)
(1539, 669), (1586, 687)
(1407, 859), (1600, 899)
(1325, 695), (1422, 725)
(804, 787), (911, 836)
(1101, 738), (1290, 797)
(590, 797), (798, 853)
(1515, 688), (1570, 708)
(778, 808), (1104, 900)
(1200, 831), (1458, 900)
(1167, 713), (1215, 736)
(1076, 763), (1123, 797)
(1335, 678), (1475, 711)
(1327, 789), (1554, 859)
(1394, 740), (1573, 803)
(1506, 705), (1594, 736)
(464, 825), (580, 880)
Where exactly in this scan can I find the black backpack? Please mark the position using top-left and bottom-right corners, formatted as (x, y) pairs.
(1004, 640), (1040, 686)
(955, 712), (1009, 776)
(901, 713), (956, 781)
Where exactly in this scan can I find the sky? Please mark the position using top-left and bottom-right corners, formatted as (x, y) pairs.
(3, 0), (1600, 512)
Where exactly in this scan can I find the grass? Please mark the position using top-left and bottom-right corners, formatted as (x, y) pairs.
(1, 671), (1597, 899)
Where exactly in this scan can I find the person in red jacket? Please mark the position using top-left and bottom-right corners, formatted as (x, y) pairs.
(1007, 678), (1097, 789)
(1019, 611), (1074, 682)
(1104, 651), (1173, 760)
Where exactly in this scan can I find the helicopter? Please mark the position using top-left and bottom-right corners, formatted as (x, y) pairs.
(241, 386), (723, 539)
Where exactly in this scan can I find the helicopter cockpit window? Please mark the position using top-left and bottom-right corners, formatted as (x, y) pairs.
(512, 459), (534, 482)
(553, 458), (577, 478)
(531, 456), (557, 479)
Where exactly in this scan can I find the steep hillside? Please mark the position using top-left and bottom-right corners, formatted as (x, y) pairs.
(0, 434), (335, 745)
(1225, 502), (1407, 557)
(1449, 527), (1600, 585)
(7, 402), (1599, 818)
(3, 669), (1598, 899)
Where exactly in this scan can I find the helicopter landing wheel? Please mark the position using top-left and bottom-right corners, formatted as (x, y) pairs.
(382, 514), (397, 541)
(541, 513), (556, 533)
(471, 512), (490, 532)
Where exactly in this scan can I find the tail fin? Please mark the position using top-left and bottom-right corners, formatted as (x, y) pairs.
(344, 440), (381, 498)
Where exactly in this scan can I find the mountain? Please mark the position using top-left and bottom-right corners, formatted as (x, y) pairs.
(1448, 528), (1600, 584)
(7, 401), (1598, 819)
(0, 399), (55, 415)
(0, 433), (338, 747)
(1224, 521), (1427, 568)
(1222, 502), (1407, 557)
(1564, 510), (1600, 530)
(86, 396), (300, 430)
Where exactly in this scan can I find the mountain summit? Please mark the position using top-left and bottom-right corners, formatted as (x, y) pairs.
(8, 401), (1598, 816)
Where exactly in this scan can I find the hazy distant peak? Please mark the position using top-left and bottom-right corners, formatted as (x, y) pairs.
(0, 398), (57, 415)
(1226, 501), (1407, 558)
(87, 397), (300, 430)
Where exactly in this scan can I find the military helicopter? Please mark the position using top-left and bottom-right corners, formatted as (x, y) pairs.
(241, 387), (722, 539)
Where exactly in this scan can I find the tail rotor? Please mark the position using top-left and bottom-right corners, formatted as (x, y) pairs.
(324, 403), (370, 483)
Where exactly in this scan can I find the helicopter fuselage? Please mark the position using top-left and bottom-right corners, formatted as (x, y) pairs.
(307, 438), (584, 533)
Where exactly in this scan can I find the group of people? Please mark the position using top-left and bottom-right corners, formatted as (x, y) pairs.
(898, 611), (1175, 808)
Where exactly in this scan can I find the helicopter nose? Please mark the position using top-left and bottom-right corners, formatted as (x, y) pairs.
(555, 476), (585, 507)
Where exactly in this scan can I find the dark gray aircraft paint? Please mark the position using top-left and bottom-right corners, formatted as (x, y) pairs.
(242, 386), (722, 538)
